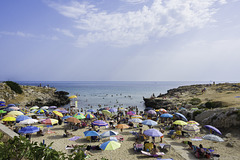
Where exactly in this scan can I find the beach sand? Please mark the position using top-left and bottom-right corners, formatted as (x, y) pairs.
(30, 122), (240, 160)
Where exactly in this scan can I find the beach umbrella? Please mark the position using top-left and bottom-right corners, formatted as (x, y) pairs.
(9, 107), (20, 111)
(53, 110), (63, 117)
(41, 106), (49, 110)
(19, 126), (40, 134)
(2, 117), (16, 122)
(104, 107), (110, 110)
(100, 130), (118, 138)
(92, 120), (108, 126)
(0, 101), (5, 104)
(128, 118), (142, 123)
(109, 108), (117, 113)
(8, 111), (24, 116)
(173, 120), (187, 126)
(132, 115), (142, 119)
(143, 129), (163, 137)
(30, 106), (39, 110)
(0, 110), (7, 114)
(69, 95), (77, 99)
(41, 118), (58, 125)
(102, 110), (112, 117)
(127, 111), (136, 116)
(205, 125), (222, 135)
(142, 120), (158, 126)
(156, 108), (167, 113)
(87, 109), (96, 113)
(16, 115), (31, 123)
(84, 130), (100, 137)
(4, 107), (15, 112)
(188, 120), (199, 125)
(160, 113), (173, 118)
(0, 104), (6, 107)
(202, 134), (224, 142)
(100, 140), (121, 150)
(7, 104), (16, 107)
(183, 124), (200, 133)
(74, 112), (85, 116)
(116, 124), (129, 129)
(174, 113), (188, 121)
(99, 108), (106, 111)
(49, 106), (57, 109)
(148, 110), (156, 115)
(62, 115), (72, 120)
(74, 114), (85, 120)
(85, 113), (95, 119)
(35, 109), (48, 114)
(19, 119), (38, 125)
(3, 114), (16, 118)
(66, 117), (80, 123)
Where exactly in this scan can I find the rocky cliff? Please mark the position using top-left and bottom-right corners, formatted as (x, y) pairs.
(0, 82), (70, 107)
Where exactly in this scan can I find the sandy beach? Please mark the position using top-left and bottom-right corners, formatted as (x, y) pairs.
(28, 120), (240, 160)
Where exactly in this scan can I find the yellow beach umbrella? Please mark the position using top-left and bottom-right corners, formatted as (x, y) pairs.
(2, 117), (16, 122)
(132, 115), (142, 119)
(69, 95), (77, 99)
(173, 120), (187, 126)
(102, 110), (112, 117)
(53, 111), (63, 117)
(8, 111), (24, 116)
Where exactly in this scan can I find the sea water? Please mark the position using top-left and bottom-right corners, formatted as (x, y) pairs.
(17, 81), (209, 111)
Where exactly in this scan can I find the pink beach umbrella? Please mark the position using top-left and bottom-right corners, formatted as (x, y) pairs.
(127, 111), (136, 116)
(148, 110), (156, 115)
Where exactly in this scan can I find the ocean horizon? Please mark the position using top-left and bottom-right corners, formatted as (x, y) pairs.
(17, 81), (217, 111)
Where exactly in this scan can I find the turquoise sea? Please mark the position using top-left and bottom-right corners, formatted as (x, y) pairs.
(17, 81), (210, 110)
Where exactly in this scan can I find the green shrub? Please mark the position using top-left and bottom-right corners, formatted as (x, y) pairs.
(4, 81), (23, 94)
(205, 101), (226, 109)
(193, 110), (202, 118)
(189, 98), (201, 105)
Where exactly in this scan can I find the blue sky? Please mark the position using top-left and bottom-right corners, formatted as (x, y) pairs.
(0, 0), (240, 81)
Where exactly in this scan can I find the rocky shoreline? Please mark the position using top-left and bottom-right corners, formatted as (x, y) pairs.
(144, 82), (240, 129)
(0, 82), (70, 107)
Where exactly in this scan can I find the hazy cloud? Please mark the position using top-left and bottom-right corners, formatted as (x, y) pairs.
(48, 0), (227, 47)
(54, 28), (75, 37)
(0, 31), (34, 38)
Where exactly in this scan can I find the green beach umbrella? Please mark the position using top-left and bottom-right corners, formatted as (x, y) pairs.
(74, 114), (86, 120)
(0, 110), (7, 114)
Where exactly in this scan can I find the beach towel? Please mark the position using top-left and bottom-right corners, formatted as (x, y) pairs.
(69, 136), (81, 141)
(141, 151), (165, 157)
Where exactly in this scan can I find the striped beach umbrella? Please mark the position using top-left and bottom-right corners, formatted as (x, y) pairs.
(74, 114), (85, 120)
(41, 118), (58, 125)
(85, 113), (95, 119)
(188, 120), (199, 125)
(183, 124), (200, 133)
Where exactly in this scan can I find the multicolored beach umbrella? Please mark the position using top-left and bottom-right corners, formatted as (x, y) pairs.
(41, 118), (58, 125)
(127, 111), (136, 116)
(132, 115), (142, 119)
(62, 115), (72, 120)
(85, 113), (95, 119)
(100, 140), (121, 150)
(74, 112), (85, 116)
(35, 109), (48, 114)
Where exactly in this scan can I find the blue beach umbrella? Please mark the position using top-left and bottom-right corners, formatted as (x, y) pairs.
(84, 131), (100, 137)
(62, 115), (72, 120)
(87, 109), (96, 113)
(142, 120), (158, 126)
(18, 126), (40, 134)
(0, 101), (5, 104)
(0, 104), (6, 107)
(92, 120), (108, 126)
(174, 113), (188, 122)
(205, 125), (222, 135)
(7, 104), (16, 107)
(16, 115), (32, 123)
(160, 113), (173, 118)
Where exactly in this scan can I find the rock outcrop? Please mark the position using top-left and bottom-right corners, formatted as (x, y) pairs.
(0, 83), (70, 107)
